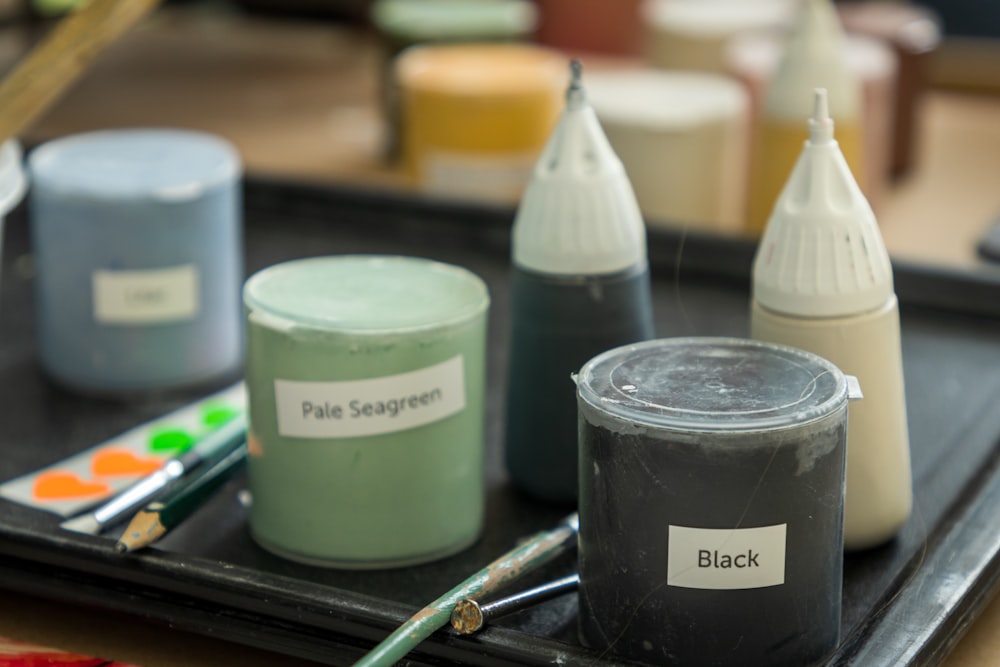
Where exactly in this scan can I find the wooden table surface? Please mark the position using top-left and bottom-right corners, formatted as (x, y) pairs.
(0, 6), (999, 666)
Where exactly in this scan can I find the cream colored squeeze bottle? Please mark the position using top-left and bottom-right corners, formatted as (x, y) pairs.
(751, 88), (912, 550)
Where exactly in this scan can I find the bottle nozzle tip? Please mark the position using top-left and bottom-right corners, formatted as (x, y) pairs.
(809, 87), (834, 142)
(566, 59), (585, 108)
(812, 87), (829, 123)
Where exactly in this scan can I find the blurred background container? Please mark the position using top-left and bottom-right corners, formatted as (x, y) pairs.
(396, 42), (565, 204)
(641, 0), (795, 73)
(371, 0), (537, 158)
(727, 30), (897, 211)
(586, 68), (748, 231)
(533, 0), (643, 56)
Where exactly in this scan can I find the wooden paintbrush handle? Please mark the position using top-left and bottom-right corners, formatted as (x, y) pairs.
(0, 0), (163, 143)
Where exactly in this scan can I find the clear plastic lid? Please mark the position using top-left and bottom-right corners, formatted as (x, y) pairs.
(577, 337), (849, 433)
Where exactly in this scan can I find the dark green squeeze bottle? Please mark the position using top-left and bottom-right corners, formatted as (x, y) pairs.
(504, 61), (654, 504)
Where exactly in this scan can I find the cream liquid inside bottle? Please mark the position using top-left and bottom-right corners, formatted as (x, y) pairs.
(751, 89), (912, 551)
(751, 300), (911, 549)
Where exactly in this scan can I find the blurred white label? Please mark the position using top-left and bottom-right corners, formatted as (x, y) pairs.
(274, 355), (466, 439)
(422, 150), (536, 203)
(92, 265), (199, 325)
(667, 524), (786, 590)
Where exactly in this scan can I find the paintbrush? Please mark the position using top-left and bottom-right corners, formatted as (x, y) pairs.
(61, 414), (246, 535)
(0, 0), (163, 144)
(352, 513), (579, 667)
(450, 573), (580, 635)
(115, 442), (247, 552)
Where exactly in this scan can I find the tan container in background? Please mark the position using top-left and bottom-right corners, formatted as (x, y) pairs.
(641, 0), (795, 73)
(586, 68), (749, 232)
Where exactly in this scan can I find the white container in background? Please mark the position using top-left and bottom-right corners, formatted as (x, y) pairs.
(585, 68), (749, 231)
(641, 0), (796, 73)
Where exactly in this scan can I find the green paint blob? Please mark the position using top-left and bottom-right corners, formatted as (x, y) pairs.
(149, 428), (195, 454)
(202, 404), (240, 427)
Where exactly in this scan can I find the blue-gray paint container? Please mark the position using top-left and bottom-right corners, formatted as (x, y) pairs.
(28, 129), (244, 394)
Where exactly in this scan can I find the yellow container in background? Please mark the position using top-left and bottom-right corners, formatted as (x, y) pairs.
(397, 43), (566, 204)
(748, 116), (864, 234)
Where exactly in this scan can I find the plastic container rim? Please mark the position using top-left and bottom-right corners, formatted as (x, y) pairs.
(577, 336), (850, 434)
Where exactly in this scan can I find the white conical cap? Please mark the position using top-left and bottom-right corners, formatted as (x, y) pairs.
(511, 60), (647, 275)
(753, 88), (893, 317)
(764, 0), (859, 122)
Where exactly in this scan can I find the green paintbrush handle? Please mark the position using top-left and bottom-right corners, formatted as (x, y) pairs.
(353, 513), (579, 667)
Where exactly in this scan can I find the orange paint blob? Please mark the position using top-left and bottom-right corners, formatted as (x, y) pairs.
(92, 448), (163, 477)
(33, 471), (110, 500)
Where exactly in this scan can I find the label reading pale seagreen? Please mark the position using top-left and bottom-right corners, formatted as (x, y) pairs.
(274, 355), (466, 439)
(92, 265), (199, 325)
(667, 524), (787, 590)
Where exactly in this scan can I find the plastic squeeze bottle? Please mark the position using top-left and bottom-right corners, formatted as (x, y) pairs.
(505, 61), (655, 504)
(747, 0), (864, 234)
(751, 88), (912, 550)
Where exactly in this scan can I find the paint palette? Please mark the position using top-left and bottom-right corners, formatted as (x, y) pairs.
(0, 382), (245, 517)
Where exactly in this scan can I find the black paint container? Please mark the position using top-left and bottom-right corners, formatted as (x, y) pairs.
(576, 337), (856, 666)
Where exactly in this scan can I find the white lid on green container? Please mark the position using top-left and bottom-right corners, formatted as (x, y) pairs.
(244, 255), (490, 334)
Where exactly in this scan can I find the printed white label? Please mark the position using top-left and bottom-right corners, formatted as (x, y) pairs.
(667, 524), (786, 590)
(422, 150), (536, 203)
(274, 355), (466, 439)
(92, 265), (199, 325)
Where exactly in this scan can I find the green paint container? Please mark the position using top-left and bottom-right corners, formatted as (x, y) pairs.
(243, 255), (490, 568)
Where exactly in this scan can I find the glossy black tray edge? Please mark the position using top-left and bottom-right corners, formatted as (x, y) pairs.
(833, 408), (1000, 666)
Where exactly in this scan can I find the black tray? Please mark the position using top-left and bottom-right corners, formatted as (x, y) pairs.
(1, 177), (1000, 666)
